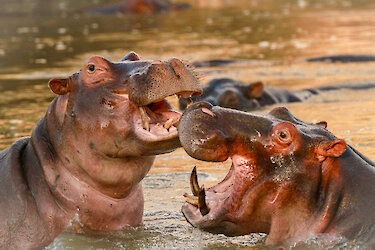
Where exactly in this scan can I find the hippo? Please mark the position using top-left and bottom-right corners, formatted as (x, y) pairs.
(307, 54), (375, 63)
(179, 78), (375, 111)
(192, 59), (277, 68)
(87, 0), (190, 15)
(178, 102), (375, 247)
(0, 52), (201, 249)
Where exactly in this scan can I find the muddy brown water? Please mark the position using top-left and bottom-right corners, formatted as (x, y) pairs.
(1, 0), (375, 248)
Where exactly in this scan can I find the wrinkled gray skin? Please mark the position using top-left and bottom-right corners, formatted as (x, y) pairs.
(179, 78), (375, 111)
(178, 102), (375, 247)
(0, 51), (201, 249)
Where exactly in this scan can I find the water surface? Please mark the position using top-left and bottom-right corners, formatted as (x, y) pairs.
(1, 0), (375, 248)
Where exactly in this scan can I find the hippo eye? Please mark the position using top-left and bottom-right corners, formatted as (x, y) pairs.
(272, 122), (295, 145)
(88, 64), (96, 72)
(279, 131), (287, 139)
(277, 129), (292, 143)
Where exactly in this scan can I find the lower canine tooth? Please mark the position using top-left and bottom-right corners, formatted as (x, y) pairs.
(164, 118), (174, 129)
(190, 166), (200, 196)
(139, 106), (150, 131)
(198, 185), (210, 216)
(184, 193), (199, 206)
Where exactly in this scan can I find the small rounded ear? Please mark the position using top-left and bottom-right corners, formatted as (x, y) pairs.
(48, 78), (70, 95)
(326, 139), (346, 157)
(316, 121), (327, 128)
(245, 81), (264, 98)
(318, 139), (347, 158)
(120, 51), (141, 61)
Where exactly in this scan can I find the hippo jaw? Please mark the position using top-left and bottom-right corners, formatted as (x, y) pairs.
(182, 154), (269, 236)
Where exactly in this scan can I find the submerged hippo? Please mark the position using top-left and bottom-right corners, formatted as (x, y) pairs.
(307, 54), (375, 63)
(178, 102), (375, 246)
(179, 78), (375, 111)
(0, 52), (201, 249)
(87, 0), (190, 15)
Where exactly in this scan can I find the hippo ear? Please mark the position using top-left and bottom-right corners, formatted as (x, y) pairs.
(316, 121), (327, 128)
(48, 78), (70, 95)
(244, 81), (264, 98)
(317, 139), (346, 159)
(120, 51), (141, 61)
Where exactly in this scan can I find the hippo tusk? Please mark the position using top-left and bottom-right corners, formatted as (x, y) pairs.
(198, 185), (210, 216)
(190, 166), (200, 196)
(172, 119), (179, 127)
(164, 118), (174, 130)
(139, 106), (150, 131)
(183, 193), (198, 206)
(187, 98), (193, 108)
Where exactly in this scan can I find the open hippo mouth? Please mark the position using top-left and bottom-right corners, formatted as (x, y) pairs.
(123, 57), (202, 143)
(183, 164), (234, 219)
(137, 91), (197, 138)
(178, 101), (276, 236)
(182, 156), (259, 236)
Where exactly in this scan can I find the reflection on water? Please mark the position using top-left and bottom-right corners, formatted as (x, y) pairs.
(1, 0), (375, 248)
(0, 79), (53, 148)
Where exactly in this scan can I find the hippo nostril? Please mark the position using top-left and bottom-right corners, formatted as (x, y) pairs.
(202, 108), (215, 117)
(169, 58), (185, 76)
(169, 58), (184, 69)
(169, 58), (183, 66)
(151, 60), (163, 65)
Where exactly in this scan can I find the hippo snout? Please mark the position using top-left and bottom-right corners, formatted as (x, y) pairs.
(128, 59), (201, 106)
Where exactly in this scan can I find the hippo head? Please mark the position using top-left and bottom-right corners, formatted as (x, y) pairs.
(47, 52), (201, 158)
(178, 102), (347, 243)
(179, 78), (264, 111)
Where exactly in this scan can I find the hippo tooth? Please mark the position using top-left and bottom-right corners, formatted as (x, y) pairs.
(183, 193), (199, 206)
(139, 106), (150, 131)
(198, 185), (210, 216)
(164, 118), (174, 130)
(190, 166), (200, 196)
(187, 98), (193, 108)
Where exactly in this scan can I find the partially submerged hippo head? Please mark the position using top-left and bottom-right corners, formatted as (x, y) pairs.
(179, 78), (264, 110)
(178, 102), (375, 246)
(87, 0), (190, 16)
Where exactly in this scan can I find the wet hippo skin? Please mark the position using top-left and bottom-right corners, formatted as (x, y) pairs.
(0, 52), (201, 249)
(179, 78), (375, 111)
(179, 102), (375, 246)
(87, 0), (190, 15)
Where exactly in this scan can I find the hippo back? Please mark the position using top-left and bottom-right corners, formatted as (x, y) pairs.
(0, 138), (52, 249)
